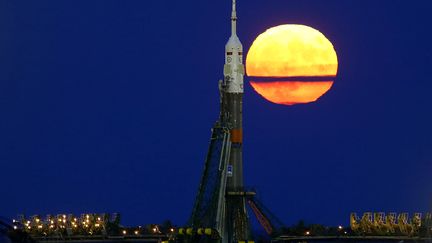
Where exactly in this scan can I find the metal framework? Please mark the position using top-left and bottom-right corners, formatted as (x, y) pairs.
(189, 125), (231, 233)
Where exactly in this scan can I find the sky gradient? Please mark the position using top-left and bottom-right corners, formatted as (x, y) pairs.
(1, 0), (432, 227)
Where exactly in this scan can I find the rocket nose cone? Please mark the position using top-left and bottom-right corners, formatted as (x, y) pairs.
(226, 36), (243, 51)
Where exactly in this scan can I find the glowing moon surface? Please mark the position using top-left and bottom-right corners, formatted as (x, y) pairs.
(246, 24), (338, 105)
(250, 81), (334, 105)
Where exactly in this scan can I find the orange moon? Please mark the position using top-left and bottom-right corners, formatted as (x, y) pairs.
(246, 24), (338, 105)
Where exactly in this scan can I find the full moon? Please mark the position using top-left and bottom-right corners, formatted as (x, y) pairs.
(246, 24), (338, 105)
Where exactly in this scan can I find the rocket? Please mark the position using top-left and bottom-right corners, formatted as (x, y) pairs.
(218, 0), (249, 241)
(219, 0), (245, 191)
(187, 1), (249, 241)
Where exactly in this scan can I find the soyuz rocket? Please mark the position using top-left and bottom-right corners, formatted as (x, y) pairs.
(219, 0), (245, 192)
(186, 0), (249, 241)
(218, 0), (249, 240)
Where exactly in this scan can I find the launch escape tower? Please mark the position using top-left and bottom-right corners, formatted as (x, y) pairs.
(181, 1), (284, 243)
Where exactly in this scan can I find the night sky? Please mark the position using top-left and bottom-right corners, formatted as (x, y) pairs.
(1, 0), (432, 228)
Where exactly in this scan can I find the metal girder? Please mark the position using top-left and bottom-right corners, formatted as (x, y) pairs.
(188, 125), (231, 233)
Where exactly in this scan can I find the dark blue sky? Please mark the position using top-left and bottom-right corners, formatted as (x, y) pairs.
(1, 0), (432, 227)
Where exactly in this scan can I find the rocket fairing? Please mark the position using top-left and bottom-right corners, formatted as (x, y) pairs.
(223, 0), (245, 94)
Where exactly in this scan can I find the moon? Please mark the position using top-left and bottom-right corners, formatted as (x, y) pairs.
(246, 24), (338, 105)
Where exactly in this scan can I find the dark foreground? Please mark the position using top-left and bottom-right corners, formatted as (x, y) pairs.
(33, 235), (167, 243)
(273, 236), (432, 243)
